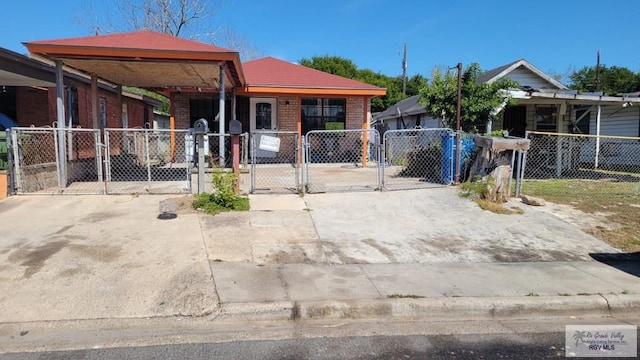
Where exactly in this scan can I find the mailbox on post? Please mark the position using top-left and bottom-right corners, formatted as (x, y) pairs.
(194, 118), (209, 134)
(229, 119), (242, 135)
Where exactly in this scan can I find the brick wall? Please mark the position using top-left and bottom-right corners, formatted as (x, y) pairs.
(16, 87), (49, 127)
(277, 96), (298, 132)
(346, 97), (366, 130)
(15, 81), (152, 129)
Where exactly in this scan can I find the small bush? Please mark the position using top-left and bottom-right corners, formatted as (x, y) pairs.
(192, 171), (249, 215)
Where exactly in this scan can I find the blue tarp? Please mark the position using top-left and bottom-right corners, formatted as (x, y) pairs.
(0, 113), (16, 131)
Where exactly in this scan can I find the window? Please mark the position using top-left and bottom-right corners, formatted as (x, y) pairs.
(535, 106), (556, 132)
(573, 108), (590, 134)
(67, 87), (79, 126)
(255, 102), (272, 129)
(301, 98), (346, 134)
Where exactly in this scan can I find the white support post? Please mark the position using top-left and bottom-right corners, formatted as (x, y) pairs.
(55, 60), (67, 188)
(218, 65), (226, 167)
(555, 103), (566, 177)
(595, 104), (602, 168)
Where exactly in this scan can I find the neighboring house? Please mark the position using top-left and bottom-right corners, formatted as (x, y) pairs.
(480, 59), (640, 138)
(373, 95), (442, 133)
(0, 47), (160, 129)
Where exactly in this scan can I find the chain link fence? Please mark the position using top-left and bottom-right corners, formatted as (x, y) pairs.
(382, 128), (455, 190)
(251, 130), (300, 193)
(203, 133), (249, 170)
(304, 129), (380, 193)
(104, 128), (191, 194)
(520, 131), (640, 198)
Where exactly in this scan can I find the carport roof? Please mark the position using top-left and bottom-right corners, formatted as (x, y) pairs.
(23, 31), (245, 89)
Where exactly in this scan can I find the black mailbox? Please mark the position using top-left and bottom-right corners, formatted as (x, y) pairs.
(194, 118), (208, 134)
(229, 119), (242, 135)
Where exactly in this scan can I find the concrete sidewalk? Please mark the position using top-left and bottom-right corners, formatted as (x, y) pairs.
(0, 188), (638, 329)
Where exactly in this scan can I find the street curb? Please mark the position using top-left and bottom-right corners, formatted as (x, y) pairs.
(213, 301), (295, 322)
(602, 294), (640, 315)
(213, 295), (640, 323)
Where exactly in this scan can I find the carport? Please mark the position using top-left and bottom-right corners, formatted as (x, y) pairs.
(23, 30), (245, 187)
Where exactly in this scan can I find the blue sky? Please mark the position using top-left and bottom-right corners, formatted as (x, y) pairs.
(2, 0), (638, 83)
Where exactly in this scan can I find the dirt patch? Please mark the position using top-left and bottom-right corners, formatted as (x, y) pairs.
(161, 195), (199, 215)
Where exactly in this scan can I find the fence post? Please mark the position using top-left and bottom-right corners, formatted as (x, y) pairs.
(380, 134), (386, 189)
(10, 129), (20, 193)
(95, 130), (105, 194)
(6, 130), (14, 195)
(250, 134), (255, 193)
(144, 130), (151, 184)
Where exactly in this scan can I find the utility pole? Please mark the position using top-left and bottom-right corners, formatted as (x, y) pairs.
(402, 42), (407, 95)
(454, 62), (462, 185)
(595, 49), (601, 92)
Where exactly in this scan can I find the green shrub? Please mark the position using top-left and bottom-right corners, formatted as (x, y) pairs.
(192, 171), (249, 214)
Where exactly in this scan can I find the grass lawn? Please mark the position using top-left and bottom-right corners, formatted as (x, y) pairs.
(521, 179), (640, 252)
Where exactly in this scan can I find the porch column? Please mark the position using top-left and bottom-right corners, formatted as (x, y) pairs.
(55, 60), (67, 188)
(169, 92), (176, 161)
(218, 64), (226, 167)
(91, 74), (99, 129)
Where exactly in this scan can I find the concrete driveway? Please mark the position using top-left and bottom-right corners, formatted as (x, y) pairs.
(0, 187), (620, 323)
(0, 195), (216, 323)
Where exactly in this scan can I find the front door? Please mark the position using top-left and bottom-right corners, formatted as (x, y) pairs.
(502, 105), (527, 137)
(250, 98), (277, 132)
(250, 98), (277, 158)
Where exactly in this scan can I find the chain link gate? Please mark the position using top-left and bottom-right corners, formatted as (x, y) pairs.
(104, 128), (191, 194)
(304, 129), (381, 193)
(250, 130), (300, 193)
(10, 127), (104, 194)
(382, 128), (455, 190)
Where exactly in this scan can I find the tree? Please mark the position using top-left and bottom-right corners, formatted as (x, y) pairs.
(405, 74), (428, 97)
(419, 63), (518, 132)
(568, 65), (640, 95)
(299, 56), (358, 79)
(82, 0), (261, 60)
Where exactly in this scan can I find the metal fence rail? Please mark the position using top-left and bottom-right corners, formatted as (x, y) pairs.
(382, 128), (454, 191)
(520, 131), (640, 197)
(250, 130), (300, 193)
(304, 129), (380, 193)
(104, 128), (191, 194)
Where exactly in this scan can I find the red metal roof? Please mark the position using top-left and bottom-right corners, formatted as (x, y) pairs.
(243, 57), (385, 91)
(25, 30), (235, 53)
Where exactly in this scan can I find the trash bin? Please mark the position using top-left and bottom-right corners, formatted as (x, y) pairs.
(440, 132), (476, 184)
